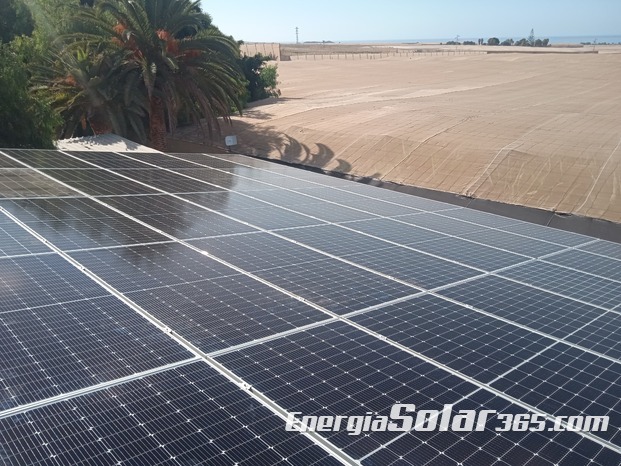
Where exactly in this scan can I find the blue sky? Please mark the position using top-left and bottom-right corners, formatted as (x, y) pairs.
(201, 0), (620, 43)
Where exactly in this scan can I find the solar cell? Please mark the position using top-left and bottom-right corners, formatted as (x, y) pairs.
(1, 200), (170, 255)
(252, 258), (421, 314)
(0, 154), (27, 168)
(95, 195), (259, 239)
(345, 198), (424, 216)
(0, 149), (94, 169)
(188, 232), (328, 272)
(170, 168), (249, 186)
(0, 254), (108, 312)
(499, 261), (621, 309)
(0, 294), (192, 407)
(1, 197), (125, 221)
(564, 313), (621, 359)
(364, 389), (621, 466)
(220, 205), (327, 229)
(39, 169), (159, 196)
(408, 236), (530, 271)
(351, 294), (555, 383)
(491, 343), (621, 446)
(0, 169), (77, 198)
(578, 240), (621, 261)
(277, 224), (398, 257)
(281, 202), (379, 223)
(439, 275), (605, 339)
(457, 227), (568, 257)
(499, 222), (593, 247)
(544, 250), (621, 282)
(180, 191), (275, 211)
(125, 274), (330, 352)
(436, 208), (525, 228)
(112, 169), (225, 193)
(341, 218), (450, 245)
(216, 321), (479, 459)
(0, 361), (339, 466)
(0, 220), (52, 257)
(395, 212), (493, 235)
(343, 246), (483, 289)
(68, 242), (238, 292)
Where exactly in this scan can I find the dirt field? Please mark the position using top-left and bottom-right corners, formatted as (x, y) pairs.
(175, 44), (621, 223)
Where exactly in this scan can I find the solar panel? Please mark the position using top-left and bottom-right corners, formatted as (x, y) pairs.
(0, 220), (52, 257)
(1, 147), (620, 465)
(0, 169), (77, 198)
(2, 198), (169, 250)
(438, 275), (605, 338)
(216, 321), (478, 459)
(350, 294), (555, 384)
(0, 361), (339, 466)
(544, 250), (621, 282)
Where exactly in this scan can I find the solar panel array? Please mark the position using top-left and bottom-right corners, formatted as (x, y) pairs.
(0, 146), (620, 465)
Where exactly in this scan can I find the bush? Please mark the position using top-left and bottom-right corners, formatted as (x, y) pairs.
(0, 42), (59, 148)
(238, 53), (280, 107)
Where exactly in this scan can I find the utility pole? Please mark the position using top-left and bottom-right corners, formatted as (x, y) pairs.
(296, 27), (299, 44)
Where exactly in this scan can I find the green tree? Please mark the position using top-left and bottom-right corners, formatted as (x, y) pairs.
(487, 37), (500, 46)
(0, 0), (35, 43)
(239, 53), (280, 106)
(0, 42), (59, 148)
(35, 44), (148, 140)
(69, 0), (245, 150)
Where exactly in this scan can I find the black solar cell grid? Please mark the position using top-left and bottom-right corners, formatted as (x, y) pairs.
(544, 250), (621, 282)
(409, 236), (530, 271)
(0, 220), (52, 257)
(0, 254), (108, 312)
(0, 169), (77, 198)
(499, 222), (594, 247)
(436, 207), (525, 228)
(458, 227), (568, 257)
(499, 260), (621, 309)
(395, 212), (493, 236)
(0, 361), (339, 466)
(491, 343), (621, 447)
(364, 389), (621, 466)
(252, 258), (421, 314)
(180, 191), (276, 211)
(351, 294), (555, 384)
(189, 232), (328, 272)
(216, 321), (479, 459)
(1, 148), (620, 465)
(438, 275), (606, 339)
(343, 246), (483, 289)
(277, 224), (398, 257)
(578, 240), (621, 261)
(0, 295), (191, 407)
(1, 149), (94, 169)
(125, 274), (330, 353)
(342, 217), (450, 245)
(68, 242), (238, 292)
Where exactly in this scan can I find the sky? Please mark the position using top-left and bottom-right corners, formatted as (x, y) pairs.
(201, 0), (621, 43)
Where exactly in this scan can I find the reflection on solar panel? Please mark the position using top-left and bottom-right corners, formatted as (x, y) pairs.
(0, 146), (620, 465)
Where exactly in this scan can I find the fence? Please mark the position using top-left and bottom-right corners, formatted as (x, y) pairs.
(289, 50), (486, 60)
(240, 43), (281, 60)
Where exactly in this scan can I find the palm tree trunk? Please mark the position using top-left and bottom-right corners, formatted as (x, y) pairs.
(149, 96), (167, 151)
(88, 112), (112, 135)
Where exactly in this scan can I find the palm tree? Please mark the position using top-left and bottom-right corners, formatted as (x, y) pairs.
(69, 0), (244, 150)
(35, 44), (148, 140)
